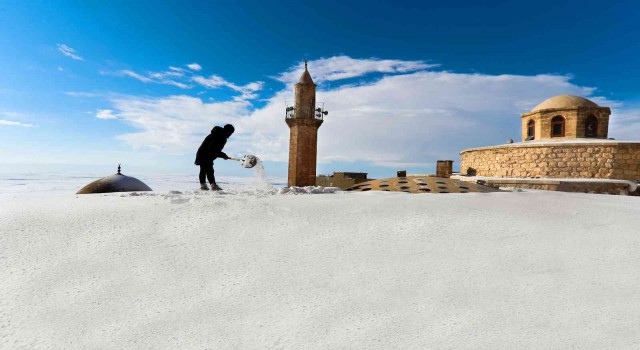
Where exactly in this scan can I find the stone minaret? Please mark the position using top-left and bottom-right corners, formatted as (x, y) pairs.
(286, 61), (324, 187)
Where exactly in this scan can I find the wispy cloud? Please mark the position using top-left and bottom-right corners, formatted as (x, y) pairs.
(187, 63), (202, 71)
(0, 112), (37, 127)
(192, 75), (264, 100)
(0, 119), (36, 127)
(65, 91), (102, 98)
(57, 44), (83, 61)
(115, 69), (190, 89)
(96, 109), (117, 120)
(120, 70), (153, 83)
(111, 63), (262, 98)
(277, 56), (439, 85)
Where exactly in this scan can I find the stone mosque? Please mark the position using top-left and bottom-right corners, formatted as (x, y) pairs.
(284, 62), (639, 195)
(459, 94), (640, 195)
(285, 64), (639, 195)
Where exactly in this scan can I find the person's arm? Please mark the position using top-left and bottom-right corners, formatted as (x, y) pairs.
(218, 151), (229, 160)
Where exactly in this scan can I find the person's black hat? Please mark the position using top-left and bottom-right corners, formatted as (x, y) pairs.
(223, 124), (235, 134)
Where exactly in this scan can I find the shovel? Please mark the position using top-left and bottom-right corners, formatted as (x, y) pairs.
(229, 154), (258, 168)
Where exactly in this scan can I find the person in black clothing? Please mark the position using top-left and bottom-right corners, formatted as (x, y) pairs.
(194, 124), (234, 190)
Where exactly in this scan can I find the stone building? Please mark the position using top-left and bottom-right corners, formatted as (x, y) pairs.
(285, 62), (327, 187)
(459, 95), (640, 194)
(316, 172), (369, 189)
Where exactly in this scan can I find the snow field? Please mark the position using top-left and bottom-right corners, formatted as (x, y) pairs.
(1, 190), (639, 349)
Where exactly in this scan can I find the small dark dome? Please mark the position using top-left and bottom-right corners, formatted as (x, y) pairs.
(77, 166), (152, 194)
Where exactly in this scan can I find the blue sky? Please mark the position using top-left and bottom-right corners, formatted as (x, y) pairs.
(1, 0), (639, 179)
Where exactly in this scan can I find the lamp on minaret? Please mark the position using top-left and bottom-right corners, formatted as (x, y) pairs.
(285, 61), (328, 187)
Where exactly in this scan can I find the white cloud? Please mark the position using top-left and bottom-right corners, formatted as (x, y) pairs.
(120, 70), (153, 83)
(65, 91), (101, 98)
(113, 63), (261, 97)
(277, 56), (439, 85)
(0, 112), (36, 127)
(192, 75), (227, 88)
(187, 63), (202, 71)
(116, 69), (191, 89)
(100, 56), (633, 172)
(105, 95), (252, 153)
(0, 119), (36, 127)
(609, 108), (640, 141)
(96, 109), (117, 120)
(57, 44), (83, 61)
(192, 75), (264, 100)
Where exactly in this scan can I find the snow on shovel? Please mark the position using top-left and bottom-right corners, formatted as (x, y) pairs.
(229, 155), (258, 168)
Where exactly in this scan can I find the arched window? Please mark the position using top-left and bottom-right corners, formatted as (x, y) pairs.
(527, 120), (535, 139)
(585, 115), (598, 137)
(551, 116), (565, 137)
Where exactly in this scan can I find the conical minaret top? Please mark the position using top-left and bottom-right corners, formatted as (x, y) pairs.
(293, 60), (317, 119)
(298, 60), (315, 85)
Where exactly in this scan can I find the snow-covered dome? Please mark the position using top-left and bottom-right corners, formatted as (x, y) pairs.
(531, 94), (599, 112)
(77, 166), (152, 194)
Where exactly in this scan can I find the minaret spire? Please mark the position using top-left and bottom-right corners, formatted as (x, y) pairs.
(285, 62), (324, 187)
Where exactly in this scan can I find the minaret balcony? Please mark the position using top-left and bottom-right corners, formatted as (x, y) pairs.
(285, 103), (328, 120)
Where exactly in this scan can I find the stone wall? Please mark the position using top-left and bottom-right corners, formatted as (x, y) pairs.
(460, 141), (640, 181)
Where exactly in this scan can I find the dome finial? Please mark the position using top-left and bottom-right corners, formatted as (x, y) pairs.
(304, 59), (308, 71)
(117, 163), (121, 174)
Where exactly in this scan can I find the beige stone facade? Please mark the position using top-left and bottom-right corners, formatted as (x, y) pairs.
(460, 141), (640, 181)
(520, 95), (611, 141)
(521, 107), (611, 141)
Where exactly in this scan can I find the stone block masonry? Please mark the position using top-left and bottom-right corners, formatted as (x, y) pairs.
(460, 141), (640, 181)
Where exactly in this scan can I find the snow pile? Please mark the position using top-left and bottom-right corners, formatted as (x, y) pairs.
(1, 190), (639, 348)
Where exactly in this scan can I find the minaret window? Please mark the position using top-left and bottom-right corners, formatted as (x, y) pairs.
(527, 120), (535, 140)
(551, 116), (565, 137)
(585, 115), (598, 137)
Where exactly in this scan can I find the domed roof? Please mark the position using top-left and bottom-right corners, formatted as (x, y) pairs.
(345, 176), (500, 194)
(532, 94), (599, 112)
(77, 165), (152, 194)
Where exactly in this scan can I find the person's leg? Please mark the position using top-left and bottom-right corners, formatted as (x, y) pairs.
(199, 166), (209, 190)
(207, 164), (222, 190)
(205, 164), (217, 187)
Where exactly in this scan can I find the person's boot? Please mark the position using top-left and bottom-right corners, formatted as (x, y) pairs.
(211, 183), (222, 191)
(200, 183), (209, 191)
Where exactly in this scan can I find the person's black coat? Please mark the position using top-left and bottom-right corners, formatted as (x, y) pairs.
(194, 126), (229, 165)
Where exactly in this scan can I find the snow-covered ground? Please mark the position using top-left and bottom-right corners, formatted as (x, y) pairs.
(1, 176), (640, 349)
